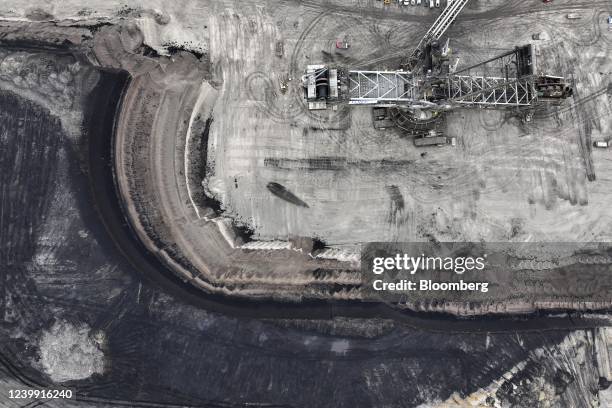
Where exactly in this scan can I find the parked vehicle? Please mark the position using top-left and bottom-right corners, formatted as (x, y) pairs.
(275, 41), (283, 57)
(532, 32), (550, 41)
(429, 0), (434, 8)
(435, 0), (440, 7)
(594, 141), (610, 148)
(414, 135), (447, 147)
(335, 39), (349, 49)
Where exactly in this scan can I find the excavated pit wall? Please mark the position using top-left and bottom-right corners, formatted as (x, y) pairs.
(3, 19), (610, 317)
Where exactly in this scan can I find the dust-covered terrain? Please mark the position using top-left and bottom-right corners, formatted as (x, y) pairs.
(0, 0), (610, 313)
(0, 0), (611, 407)
(205, 2), (612, 245)
(117, 0), (612, 312)
(0, 44), (605, 408)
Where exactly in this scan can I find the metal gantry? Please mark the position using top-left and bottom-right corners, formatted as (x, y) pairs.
(447, 45), (538, 107)
(303, 0), (568, 111)
(408, 0), (470, 65)
(452, 46), (535, 79)
(348, 71), (417, 104)
(447, 75), (538, 106)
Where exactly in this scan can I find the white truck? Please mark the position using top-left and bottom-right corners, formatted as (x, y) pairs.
(594, 141), (610, 148)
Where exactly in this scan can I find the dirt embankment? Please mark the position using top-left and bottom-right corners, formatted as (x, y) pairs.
(3, 13), (609, 317)
(100, 22), (361, 302)
(107, 15), (612, 315)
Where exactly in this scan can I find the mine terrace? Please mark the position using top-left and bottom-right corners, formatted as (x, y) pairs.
(2, 0), (612, 317)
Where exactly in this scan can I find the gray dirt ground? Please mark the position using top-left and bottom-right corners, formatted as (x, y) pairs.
(198, 0), (612, 246)
(5, 0), (610, 307)
(3, 0), (611, 249)
(0, 2), (612, 407)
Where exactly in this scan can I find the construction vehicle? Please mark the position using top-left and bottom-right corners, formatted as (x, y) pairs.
(594, 141), (610, 148)
(303, 0), (571, 116)
(275, 41), (283, 57)
(279, 75), (288, 93)
(335, 39), (349, 49)
(414, 132), (448, 147)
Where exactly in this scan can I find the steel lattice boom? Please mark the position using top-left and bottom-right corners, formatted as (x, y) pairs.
(302, 2), (570, 112)
(447, 75), (538, 106)
(408, 0), (470, 66)
(446, 45), (540, 107)
(348, 71), (417, 104)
